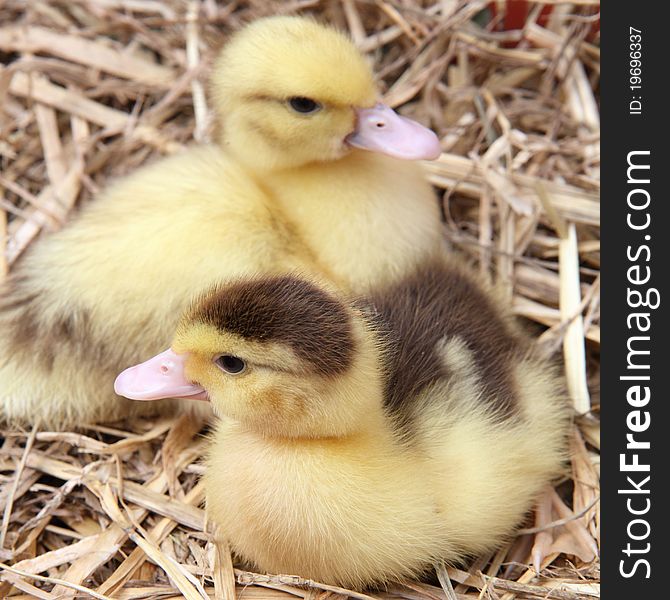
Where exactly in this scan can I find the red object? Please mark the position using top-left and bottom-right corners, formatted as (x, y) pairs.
(487, 1), (599, 43)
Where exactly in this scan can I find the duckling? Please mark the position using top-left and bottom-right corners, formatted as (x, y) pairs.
(115, 258), (569, 589)
(0, 16), (444, 428)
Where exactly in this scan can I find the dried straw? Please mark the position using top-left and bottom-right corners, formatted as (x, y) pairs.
(1, 1), (599, 598)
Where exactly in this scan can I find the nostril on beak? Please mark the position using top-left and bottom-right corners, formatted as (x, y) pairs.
(375, 121), (385, 128)
(160, 362), (171, 375)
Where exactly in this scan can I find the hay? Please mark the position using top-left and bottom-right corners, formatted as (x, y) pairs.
(0, 1), (600, 598)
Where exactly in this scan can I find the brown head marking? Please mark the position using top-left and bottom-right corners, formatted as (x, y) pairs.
(187, 276), (355, 377)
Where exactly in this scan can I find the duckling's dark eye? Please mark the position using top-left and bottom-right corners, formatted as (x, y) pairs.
(215, 355), (246, 375)
(288, 97), (321, 114)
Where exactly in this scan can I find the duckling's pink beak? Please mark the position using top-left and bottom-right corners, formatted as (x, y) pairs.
(346, 103), (441, 160)
(114, 348), (208, 402)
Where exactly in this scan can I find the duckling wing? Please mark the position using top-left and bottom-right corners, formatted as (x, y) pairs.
(364, 257), (570, 559)
(0, 147), (296, 428)
(367, 258), (525, 432)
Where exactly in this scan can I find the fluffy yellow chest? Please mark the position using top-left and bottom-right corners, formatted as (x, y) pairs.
(266, 152), (443, 290)
(204, 421), (448, 587)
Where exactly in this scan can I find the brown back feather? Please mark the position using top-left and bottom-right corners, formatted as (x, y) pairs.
(362, 258), (525, 431)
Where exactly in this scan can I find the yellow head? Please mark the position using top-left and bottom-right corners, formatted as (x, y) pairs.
(115, 276), (383, 438)
(211, 16), (376, 171)
(210, 16), (441, 171)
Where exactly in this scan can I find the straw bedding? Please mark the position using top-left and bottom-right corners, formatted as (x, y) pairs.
(0, 1), (600, 598)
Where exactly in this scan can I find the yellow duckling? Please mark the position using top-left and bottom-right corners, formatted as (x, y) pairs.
(0, 16), (443, 428)
(116, 258), (569, 589)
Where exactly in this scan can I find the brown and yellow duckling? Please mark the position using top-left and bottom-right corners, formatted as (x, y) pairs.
(116, 258), (569, 589)
(0, 16), (443, 428)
